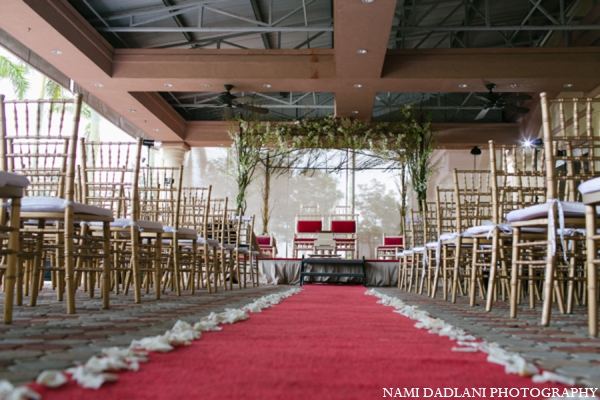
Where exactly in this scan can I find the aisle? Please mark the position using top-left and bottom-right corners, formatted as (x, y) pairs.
(34, 285), (565, 399)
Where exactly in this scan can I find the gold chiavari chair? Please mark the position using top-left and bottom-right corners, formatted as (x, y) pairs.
(408, 209), (426, 293)
(397, 215), (412, 291)
(580, 177), (600, 337)
(470, 141), (547, 311)
(0, 95), (113, 314)
(237, 214), (259, 288)
(449, 169), (493, 304)
(137, 165), (197, 297)
(206, 198), (228, 292)
(179, 186), (212, 293)
(0, 170), (29, 323)
(422, 201), (439, 297)
(508, 93), (600, 327)
(431, 187), (457, 300)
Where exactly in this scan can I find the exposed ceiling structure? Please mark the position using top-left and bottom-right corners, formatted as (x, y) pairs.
(1, 0), (600, 148)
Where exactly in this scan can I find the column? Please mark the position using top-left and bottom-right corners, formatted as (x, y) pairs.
(160, 146), (187, 167)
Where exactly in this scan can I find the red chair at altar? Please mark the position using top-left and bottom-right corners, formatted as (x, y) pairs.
(331, 215), (358, 259)
(292, 216), (323, 258)
(256, 235), (277, 257)
(376, 235), (404, 259)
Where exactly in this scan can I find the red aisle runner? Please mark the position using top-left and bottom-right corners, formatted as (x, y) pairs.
(34, 285), (564, 400)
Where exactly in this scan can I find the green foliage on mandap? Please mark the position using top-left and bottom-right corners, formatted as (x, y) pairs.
(226, 108), (437, 227)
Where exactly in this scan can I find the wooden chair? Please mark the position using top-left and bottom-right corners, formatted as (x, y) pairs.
(331, 214), (358, 259)
(580, 177), (600, 336)
(0, 171), (29, 323)
(408, 210), (426, 293)
(205, 198), (228, 292)
(376, 234), (403, 260)
(431, 187), (457, 300)
(474, 141), (547, 311)
(80, 139), (141, 299)
(179, 186), (212, 292)
(447, 169), (493, 304)
(422, 201), (439, 296)
(0, 95), (113, 314)
(293, 215), (323, 258)
(236, 214), (259, 288)
(138, 166), (196, 297)
(256, 234), (277, 258)
(509, 93), (600, 327)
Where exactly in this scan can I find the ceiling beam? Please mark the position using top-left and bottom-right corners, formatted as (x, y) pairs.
(332, 0), (396, 118)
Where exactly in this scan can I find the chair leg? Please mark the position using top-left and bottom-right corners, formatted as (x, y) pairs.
(510, 228), (521, 318)
(3, 197), (20, 324)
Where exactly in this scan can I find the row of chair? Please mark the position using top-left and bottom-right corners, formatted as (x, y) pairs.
(0, 94), (260, 324)
(397, 92), (600, 337)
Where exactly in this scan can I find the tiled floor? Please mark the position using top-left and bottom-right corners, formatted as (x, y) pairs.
(376, 287), (600, 388)
(1, 283), (598, 389)
(0, 283), (293, 385)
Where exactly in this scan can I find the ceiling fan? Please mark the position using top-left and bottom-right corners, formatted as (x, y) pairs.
(217, 84), (269, 119)
(474, 83), (533, 121)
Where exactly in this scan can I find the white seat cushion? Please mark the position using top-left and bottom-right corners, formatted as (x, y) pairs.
(21, 197), (112, 217)
(0, 171), (29, 189)
(413, 246), (425, 252)
(466, 225), (499, 235)
(506, 201), (585, 222)
(426, 242), (438, 249)
(579, 177), (600, 195)
(163, 226), (198, 236)
(89, 218), (163, 230)
(205, 238), (220, 246)
(403, 250), (414, 255)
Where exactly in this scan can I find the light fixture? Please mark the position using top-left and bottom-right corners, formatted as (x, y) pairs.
(94, 83), (104, 88)
(205, 84), (211, 88)
(129, 109), (137, 113)
(142, 140), (162, 149)
(357, 49), (368, 54)
(458, 84), (468, 88)
(523, 138), (544, 148)
(362, 0), (374, 3)
(263, 84), (272, 88)
(51, 49), (62, 55)
(354, 84), (362, 88)
(164, 83), (173, 88)
(470, 146), (481, 170)
(352, 111), (359, 114)
(564, 83), (574, 88)
(510, 83), (518, 88)
(153, 128), (160, 132)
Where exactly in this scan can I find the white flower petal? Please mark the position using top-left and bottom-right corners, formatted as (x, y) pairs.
(532, 371), (576, 386)
(35, 370), (68, 388)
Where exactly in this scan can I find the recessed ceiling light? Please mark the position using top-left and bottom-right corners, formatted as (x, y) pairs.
(352, 111), (359, 114)
(564, 83), (574, 88)
(94, 83), (104, 88)
(357, 49), (368, 54)
(153, 128), (160, 132)
(205, 84), (211, 88)
(263, 84), (272, 88)
(51, 49), (62, 55)
(362, 0), (374, 3)
(510, 83), (518, 88)
(164, 83), (173, 88)
(458, 84), (468, 88)
(354, 84), (362, 88)
(129, 109), (137, 113)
